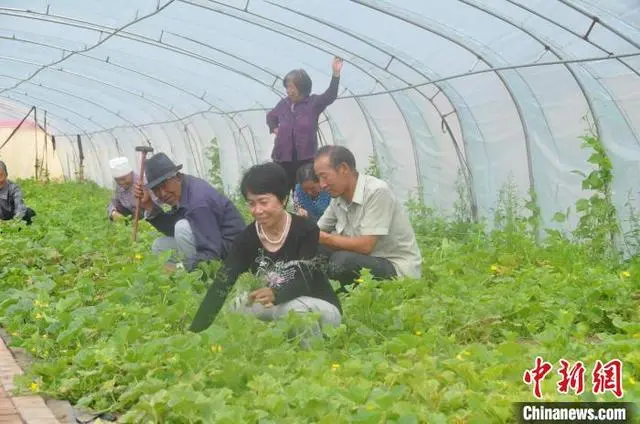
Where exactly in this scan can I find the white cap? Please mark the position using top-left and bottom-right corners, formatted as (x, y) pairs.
(109, 157), (133, 178)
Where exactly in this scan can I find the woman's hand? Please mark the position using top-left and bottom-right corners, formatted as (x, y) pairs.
(249, 287), (275, 307)
(332, 56), (343, 77)
(296, 208), (309, 218)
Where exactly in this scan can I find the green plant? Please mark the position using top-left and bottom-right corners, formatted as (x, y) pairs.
(364, 154), (381, 178)
(1, 133), (638, 423)
(205, 137), (224, 193)
(453, 168), (473, 224)
(570, 133), (619, 260)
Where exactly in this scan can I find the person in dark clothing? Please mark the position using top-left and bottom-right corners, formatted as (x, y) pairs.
(134, 153), (245, 272)
(189, 162), (342, 340)
(0, 161), (36, 225)
(266, 56), (344, 193)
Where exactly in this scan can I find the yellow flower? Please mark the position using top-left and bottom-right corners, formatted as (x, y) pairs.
(42, 334), (48, 339)
(415, 331), (422, 336)
(620, 271), (631, 279)
(490, 264), (499, 272)
(210, 344), (223, 353)
(135, 253), (143, 260)
(628, 377), (636, 386)
(34, 300), (41, 307)
(331, 363), (340, 371)
(35, 313), (42, 320)
(30, 382), (39, 392)
(11, 332), (18, 337)
(355, 278), (364, 284)
(456, 350), (471, 361)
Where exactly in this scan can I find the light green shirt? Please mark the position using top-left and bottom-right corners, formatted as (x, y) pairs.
(318, 174), (422, 279)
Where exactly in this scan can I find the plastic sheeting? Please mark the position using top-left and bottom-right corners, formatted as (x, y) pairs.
(0, 120), (66, 181)
(0, 0), (638, 237)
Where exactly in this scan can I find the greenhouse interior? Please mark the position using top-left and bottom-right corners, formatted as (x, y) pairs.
(0, 1), (639, 423)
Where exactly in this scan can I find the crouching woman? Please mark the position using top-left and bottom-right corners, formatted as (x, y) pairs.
(188, 162), (342, 342)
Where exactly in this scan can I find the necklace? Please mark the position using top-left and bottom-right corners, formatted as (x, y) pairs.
(256, 212), (291, 245)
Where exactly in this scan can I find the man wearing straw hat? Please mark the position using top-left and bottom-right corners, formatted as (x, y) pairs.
(134, 152), (246, 272)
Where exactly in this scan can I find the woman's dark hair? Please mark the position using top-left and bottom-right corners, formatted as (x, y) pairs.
(240, 162), (290, 203)
(0, 161), (7, 175)
(283, 69), (312, 97)
(296, 163), (318, 185)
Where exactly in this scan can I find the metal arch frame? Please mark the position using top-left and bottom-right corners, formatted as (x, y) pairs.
(183, 0), (469, 202)
(503, 0), (640, 78)
(2, 2), (636, 190)
(493, 0), (640, 147)
(343, 0), (640, 222)
(0, 32), (249, 161)
(347, 0), (561, 220)
(0, 61), (157, 145)
(262, 1), (473, 210)
(0, 7), (340, 174)
(2, 95), (106, 178)
(0, 103), (79, 152)
(559, 0), (640, 49)
(43, 53), (640, 127)
(0, 33), (263, 171)
(259, 0), (478, 210)
(0, 9), (293, 100)
(5, 0), (467, 187)
(0, 3), (388, 174)
(161, 2), (382, 168)
(458, 0), (601, 144)
(0, 104), (83, 180)
(0, 84), (119, 147)
(0, 7), (362, 174)
(0, 0), (177, 95)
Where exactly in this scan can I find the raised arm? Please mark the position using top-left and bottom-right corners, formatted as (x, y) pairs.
(313, 56), (343, 112)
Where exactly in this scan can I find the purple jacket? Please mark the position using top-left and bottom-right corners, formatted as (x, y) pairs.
(267, 76), (340, 163)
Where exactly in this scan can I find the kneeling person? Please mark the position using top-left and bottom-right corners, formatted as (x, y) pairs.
(135, 153), (245, 272)
(313, 145), (422, 287)
(0, 161), (36, 225)
(107, 156), (157, 221)
(189, 162), (342, 339)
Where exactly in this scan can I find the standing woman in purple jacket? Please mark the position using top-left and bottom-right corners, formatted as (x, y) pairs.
(267, 56), (344, 192)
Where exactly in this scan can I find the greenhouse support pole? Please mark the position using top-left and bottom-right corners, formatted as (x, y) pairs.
(34, 107), (39, 181)
(77, 134), (85, 181)
(43, 110), (49, 180)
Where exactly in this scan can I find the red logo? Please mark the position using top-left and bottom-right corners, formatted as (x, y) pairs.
(523, 357), (623, 399)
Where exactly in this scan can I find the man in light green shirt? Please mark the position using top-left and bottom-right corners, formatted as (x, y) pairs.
(313, 146), (422, 288)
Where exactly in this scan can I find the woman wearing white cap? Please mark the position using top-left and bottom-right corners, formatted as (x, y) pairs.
(107, 156), (158, 221)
